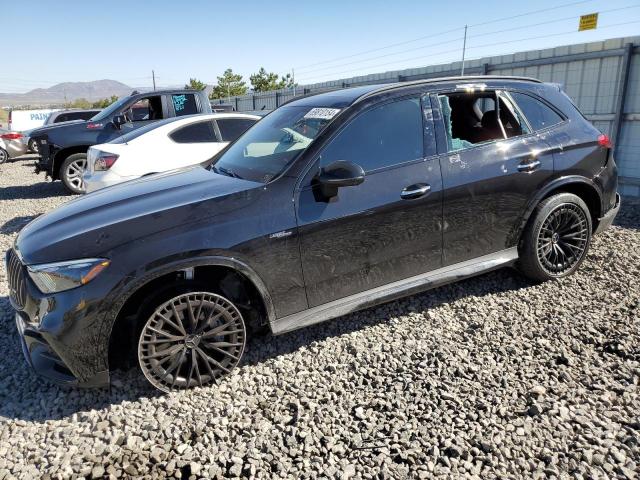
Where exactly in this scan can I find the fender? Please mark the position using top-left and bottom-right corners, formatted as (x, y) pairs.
(511, 175), (603, 245)
(109, 254), (276, 324)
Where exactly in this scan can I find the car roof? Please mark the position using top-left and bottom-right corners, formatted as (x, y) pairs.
(285, 76), (542, 109)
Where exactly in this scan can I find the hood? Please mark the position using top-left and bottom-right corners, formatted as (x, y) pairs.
(30, 119), (89, 137)
(17, 166), (262, 264)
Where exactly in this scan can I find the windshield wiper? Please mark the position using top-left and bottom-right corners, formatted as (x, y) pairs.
(212, 165), (243, 179)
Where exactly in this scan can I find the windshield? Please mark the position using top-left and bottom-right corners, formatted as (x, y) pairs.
(210, 106), (338, 183)
(90, 97), (131, 122)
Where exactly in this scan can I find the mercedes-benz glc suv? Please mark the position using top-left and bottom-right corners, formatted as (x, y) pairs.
(6, 76), (619, 392)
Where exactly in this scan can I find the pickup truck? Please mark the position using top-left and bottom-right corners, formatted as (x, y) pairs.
(31, 89), (213, 193)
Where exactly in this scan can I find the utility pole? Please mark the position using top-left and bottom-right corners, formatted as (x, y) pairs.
(461, 25), (468, 76)
(152, 70), (156, 91)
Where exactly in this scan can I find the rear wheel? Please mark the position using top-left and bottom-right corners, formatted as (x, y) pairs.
(28, 139), (39, 154)
(60, 153), (87, 194)
(137, 291), (247, 392)
(0, 148), (7, 164)
(518, 193), (592, 282)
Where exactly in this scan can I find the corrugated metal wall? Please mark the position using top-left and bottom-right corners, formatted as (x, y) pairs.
(215, 36), (640, 196)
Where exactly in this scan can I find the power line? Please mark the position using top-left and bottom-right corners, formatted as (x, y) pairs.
(297, 19), (640, 83)
(469, 0), (594, 27)
(294, 0), (597, 72)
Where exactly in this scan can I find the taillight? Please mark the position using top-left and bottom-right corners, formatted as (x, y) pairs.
(598, 134), (612, 148)
(86, 123), (103, 130)
(94, 152), (119, 171)
(1, 132), (23, 140)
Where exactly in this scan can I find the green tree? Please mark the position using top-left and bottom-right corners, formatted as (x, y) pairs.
(185, 78), (207, 91)
(67, 98), (91, 109)
(92, 95), (119, 109)
(249, 68), (294, 92)
(209, 69), (247, 100)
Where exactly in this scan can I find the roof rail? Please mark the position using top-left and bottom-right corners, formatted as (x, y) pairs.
(354, 75), (542, 104)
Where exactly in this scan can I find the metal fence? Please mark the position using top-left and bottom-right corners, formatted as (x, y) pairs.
(214, 36), (640, 196)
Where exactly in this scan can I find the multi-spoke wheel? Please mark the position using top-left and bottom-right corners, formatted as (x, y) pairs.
(138, 292), (246, 392)
(519, 193), (592, 282)
(60, 153), (88, 194)
(536, 203), (589, 275)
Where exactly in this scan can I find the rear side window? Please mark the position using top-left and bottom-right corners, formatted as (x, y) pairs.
(319, 98), (423, 172)
(510, 92), (563, 130)
(217, 118), (257, 142)
(172, 94), (199, 116)
(54, 114), (69, 123)
(170, 121), (217, 143)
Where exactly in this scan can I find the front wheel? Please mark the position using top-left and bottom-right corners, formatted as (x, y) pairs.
(60, 153), (88, 194)
(518, 193), (592, 282)
(0, 148), (7, 164)
(137, 291), (247, 392)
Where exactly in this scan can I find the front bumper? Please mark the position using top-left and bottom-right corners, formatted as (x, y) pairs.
(594, 193), (621, 234)
(6, 249), (112, 388)
(15, 312), (109, 387)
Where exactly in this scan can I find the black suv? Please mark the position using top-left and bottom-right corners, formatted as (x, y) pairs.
(31, 89), (212, 193)
(7, 77), (619, 392)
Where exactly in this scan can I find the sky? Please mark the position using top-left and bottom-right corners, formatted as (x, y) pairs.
(1, 0), (639, 93)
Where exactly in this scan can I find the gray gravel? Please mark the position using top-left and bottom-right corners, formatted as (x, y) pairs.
(0, 158), (638, 479)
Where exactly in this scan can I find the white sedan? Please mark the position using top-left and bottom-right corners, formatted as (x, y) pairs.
(83, 113), (260, 192)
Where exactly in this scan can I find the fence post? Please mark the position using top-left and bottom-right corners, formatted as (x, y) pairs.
(275, 91), (279, 108)
(235, 97), (238, 111)
(482, 63), (489, 75)
(611, 42), (633, 156)
(252, 94), (256, 111)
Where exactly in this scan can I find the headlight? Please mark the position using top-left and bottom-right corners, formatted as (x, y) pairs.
(27, 258), (110, 294)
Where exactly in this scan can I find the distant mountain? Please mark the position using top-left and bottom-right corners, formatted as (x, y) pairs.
(0, 80), (144, 106)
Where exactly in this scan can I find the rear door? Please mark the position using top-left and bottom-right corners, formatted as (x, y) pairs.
(434, 88), (555, 265)
(296, 95), (443, 307)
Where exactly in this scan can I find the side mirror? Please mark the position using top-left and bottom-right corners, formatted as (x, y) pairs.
(112, 114), (126, 129)
(315, 160), (365, 198)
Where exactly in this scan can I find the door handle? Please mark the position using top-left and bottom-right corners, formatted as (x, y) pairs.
(517, 160), (541, 172)
(401, 183), (431, 200)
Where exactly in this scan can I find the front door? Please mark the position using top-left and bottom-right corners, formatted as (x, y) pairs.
(433, 89), (555, 265)
(296, 95), (443, 308)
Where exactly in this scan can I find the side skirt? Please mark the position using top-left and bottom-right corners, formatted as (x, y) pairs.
(270, 247), (519, 335)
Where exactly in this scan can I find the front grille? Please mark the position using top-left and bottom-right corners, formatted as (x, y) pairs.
(7, 249), (27, 310)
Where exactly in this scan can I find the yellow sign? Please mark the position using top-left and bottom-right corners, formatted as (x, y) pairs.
(579, 13), (598, 31)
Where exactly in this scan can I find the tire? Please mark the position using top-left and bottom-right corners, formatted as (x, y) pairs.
(0, 148), (7, 164)
(28, 139), (39, 154)
(60, 153), (88, 194)
(137, 290), (247, 392)
(518, 193), (592, 282)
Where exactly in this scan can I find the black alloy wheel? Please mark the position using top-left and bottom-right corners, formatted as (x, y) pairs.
(536, 203), (589, 275)
(518, 192), (592, 282)
(138, 292), (246, 392)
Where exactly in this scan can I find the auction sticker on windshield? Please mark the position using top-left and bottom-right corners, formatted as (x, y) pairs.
(303, 108), (341, 120)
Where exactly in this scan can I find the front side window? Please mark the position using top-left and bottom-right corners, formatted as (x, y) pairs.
(438, 90), (530, 152)
(210, 106), (336, 183)
(128, 96), (164, 122)
(172, 94), (198, 116)
(170, 121), (217, 143)
(510, 92), (564, 130)
(217, 118), (258, 142)
(319, 97), (423, 172)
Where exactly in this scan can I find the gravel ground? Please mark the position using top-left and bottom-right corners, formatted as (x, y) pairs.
(0, 158), (638, 479)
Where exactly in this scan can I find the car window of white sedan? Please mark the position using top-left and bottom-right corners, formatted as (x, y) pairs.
(169, 121), (217, 143)
(217, 118), (258, 142)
